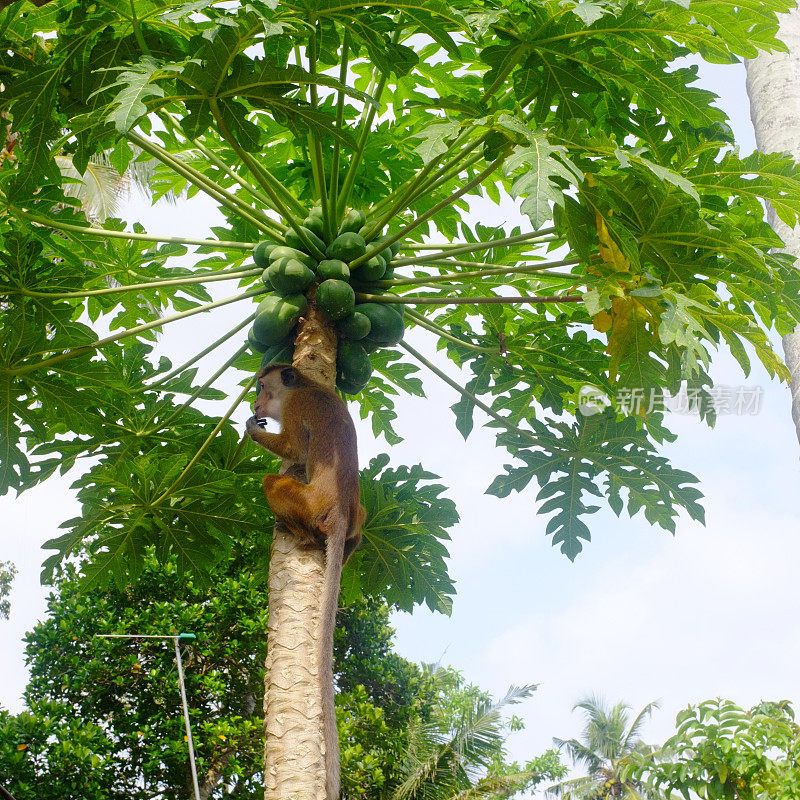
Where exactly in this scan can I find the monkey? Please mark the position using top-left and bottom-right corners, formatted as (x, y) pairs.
(245, 363), (365, 800)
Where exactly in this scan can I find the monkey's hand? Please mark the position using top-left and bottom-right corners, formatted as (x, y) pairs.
(246, 414), (267, 439)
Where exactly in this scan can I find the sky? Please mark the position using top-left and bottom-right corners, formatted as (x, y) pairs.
(2, 53), (800, 791)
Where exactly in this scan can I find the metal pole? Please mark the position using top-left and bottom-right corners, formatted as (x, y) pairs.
(94, 632), (202, 800)
(174, 636), (202, 800)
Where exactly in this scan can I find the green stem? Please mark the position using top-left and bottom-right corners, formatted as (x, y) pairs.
(480, 49), (525, 103)
(154, 343), (249, 430)
(129, 0), (152, 57)
(360, 124), (484, 239)
(8, 288), (265, 377)
(2, 268), (262, 300)
(149, 313), (255, 388)
(129, 132), (278, 235)
(392, 229), (557, 265)
(188, 136), (285, 227)
(328, 30), (350, 235)
(337, 23), (403, 217)
(205, 99), (306, 219)
(209, 100), (323, 258)
(399, 340), (540, 444)
(404, 308), (494, 353)
(151, 374), (258, 506)
(361, 156), (445, 242)
(246, 160), (307, 220)
(9, 207), (255, 250)
(307, 26), (331, 241)
(350, 153), (511, 268)
(231, 431), (250, 464)
(406, 148), (486, 206)
(370, 257), (581, 287)
(355, 292), (581, 306)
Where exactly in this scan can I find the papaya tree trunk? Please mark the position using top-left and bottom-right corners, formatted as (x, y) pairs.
(745, 7), (800, 445)
(263, 301), (338, 800)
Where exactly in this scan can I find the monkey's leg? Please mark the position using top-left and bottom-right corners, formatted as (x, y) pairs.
(262, 475), (323, 549)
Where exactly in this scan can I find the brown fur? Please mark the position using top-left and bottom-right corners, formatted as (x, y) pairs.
(246, 364), (365, 799)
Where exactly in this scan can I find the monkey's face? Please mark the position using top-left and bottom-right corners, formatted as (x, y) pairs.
(253, 367), (292, 423)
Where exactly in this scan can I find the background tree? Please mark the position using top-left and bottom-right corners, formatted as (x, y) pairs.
(0, 528), (563, 800)
(0, 560), (16, 620)
(631, 699), (800, 800)
(390, 674), (565, 800)
(2, 1), (800, 797)
(548, 696), (660, 800)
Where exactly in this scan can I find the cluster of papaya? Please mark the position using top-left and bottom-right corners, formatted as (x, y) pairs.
(246, 205), (405, 394)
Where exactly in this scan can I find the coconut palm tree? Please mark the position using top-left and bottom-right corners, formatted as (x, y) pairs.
(745, 8), (800, 447)
(548, 696), (661, 800)
(391, 680), (558, 800)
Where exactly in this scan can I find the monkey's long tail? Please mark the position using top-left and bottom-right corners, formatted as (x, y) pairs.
(320, 521), (346, 800)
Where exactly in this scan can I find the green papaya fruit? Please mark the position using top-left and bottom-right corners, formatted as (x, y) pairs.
(285, 226), (326, 256)
(351, 255), (386, 283)
(336, 340), (372, 393)
(339, 209), (366, 235)
(356, 302), (404, 345)
(316, 279), (356, 321)
(360, 337), (382, 354)
(260, 342), (294, 368)
(252, 293), (308, 345)
(317, 259), (350, 281)
(269, 245), (316, 269)
(267, 257), (315, 295)
(336, 311), (371, 340)
(248, 325), (269, 353)
(337, 375), (367, 395)
(371, 236), (393, 265)
(303, 215), (325, 238)
(253, 240), (277, 269)
(327, 232), (367, 262)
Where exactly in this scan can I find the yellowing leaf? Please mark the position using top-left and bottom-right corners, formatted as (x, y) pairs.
(17, 743), (28, 751)
(605, 296), (657, 385)
(593, 310), (613, 333)
(595, 211), (630, 273)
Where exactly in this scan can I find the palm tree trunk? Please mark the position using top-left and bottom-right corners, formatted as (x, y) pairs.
(263, 304), (338, 800)
(745, 7), (800, 445)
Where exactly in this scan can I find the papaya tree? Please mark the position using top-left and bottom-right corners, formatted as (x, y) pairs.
(1, 1), (799, 798)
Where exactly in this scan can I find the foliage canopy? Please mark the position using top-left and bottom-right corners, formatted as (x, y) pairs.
(1, 0), (799, 587)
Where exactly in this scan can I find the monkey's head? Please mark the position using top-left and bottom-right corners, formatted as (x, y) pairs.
(252, 364), (301, 424)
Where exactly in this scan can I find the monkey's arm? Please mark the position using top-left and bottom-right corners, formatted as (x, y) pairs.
(246, 415), (307, 462)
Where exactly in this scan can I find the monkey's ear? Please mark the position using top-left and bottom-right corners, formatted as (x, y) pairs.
(280, 367), (299, 388)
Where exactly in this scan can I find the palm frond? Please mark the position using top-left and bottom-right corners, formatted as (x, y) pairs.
(621, 702), (660, 754)
(449, 770), (539, 799)
(56, 155), (127, 222)
(553, 737), (603, 775)
(546, 774), (601, 799)
(392, 685), (539, 800)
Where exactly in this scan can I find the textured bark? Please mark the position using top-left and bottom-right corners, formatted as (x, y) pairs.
(745, 7), (800, 445)
(262, 300), (338, 800)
